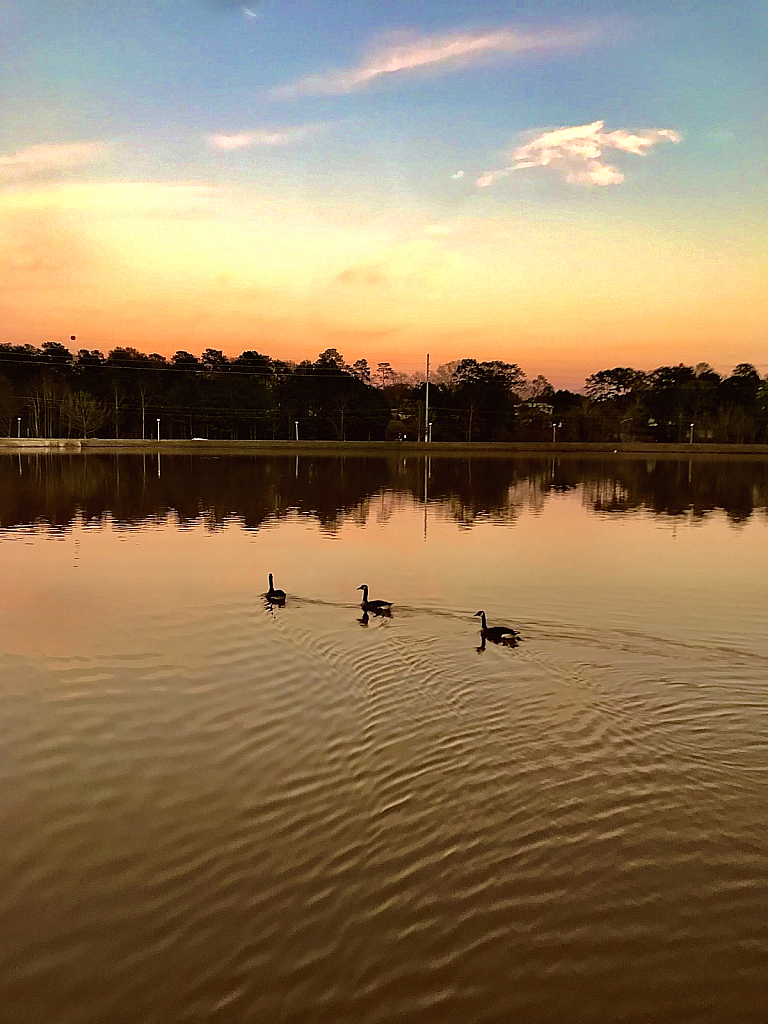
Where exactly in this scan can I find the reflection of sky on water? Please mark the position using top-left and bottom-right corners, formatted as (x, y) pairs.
(1, 456), (766, 1024)
(1, 455), (766, 665)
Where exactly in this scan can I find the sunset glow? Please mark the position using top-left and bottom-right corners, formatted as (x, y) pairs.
(2, 0), (766, 387)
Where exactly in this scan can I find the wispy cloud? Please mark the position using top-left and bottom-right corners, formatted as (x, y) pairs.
(271, 24), (601, 98)
(209, 124), (325, 149)
(0, 142), (107, 180)
(207, 0), (262, 11)
(477, 120), (681, 187)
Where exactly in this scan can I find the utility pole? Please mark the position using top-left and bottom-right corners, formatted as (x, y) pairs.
(424, 353), (430, 443)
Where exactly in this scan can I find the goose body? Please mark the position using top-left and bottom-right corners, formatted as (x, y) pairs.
(267, 573), (286, 603)
(358, 585), (392, 615)
(474, 610), (520, 644)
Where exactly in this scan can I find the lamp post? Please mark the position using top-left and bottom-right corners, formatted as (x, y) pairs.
(424, 353), (430, 443)
(689, 422), (694, 444)
(17, 417), (21, 438)
(295, 420), (299, 441)
(157, 418), (161, 441)
(552, 421), (563, 443)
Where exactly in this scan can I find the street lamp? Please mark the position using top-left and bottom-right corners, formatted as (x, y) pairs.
(689, 422), (695, 444)
(552, 421), (563, 443)
(424, 353), (430, 443)
(157, 418), (161, 441)
(17, 416), (21, 438)
(295, 420), (299, 441)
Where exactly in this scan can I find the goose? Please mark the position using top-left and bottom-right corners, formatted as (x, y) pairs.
(266, 573), (286, 603)
(474, 610), (520, 645)
(358, 585), (392, 615)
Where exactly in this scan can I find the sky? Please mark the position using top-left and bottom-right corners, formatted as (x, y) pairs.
(1, 0), (766, 388)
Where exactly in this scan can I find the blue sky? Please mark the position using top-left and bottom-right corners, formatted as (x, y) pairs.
(1, 0), (766, 383)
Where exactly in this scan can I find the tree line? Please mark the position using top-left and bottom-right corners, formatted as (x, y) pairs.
(0, 341), (766, 443)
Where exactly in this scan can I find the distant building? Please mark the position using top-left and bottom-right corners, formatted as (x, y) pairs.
(527, 401), (554, 417)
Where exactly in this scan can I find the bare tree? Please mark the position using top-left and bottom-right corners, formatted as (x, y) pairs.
(524, 374), (555, 401)
(0, 375), (19, 436)
(430, 360), (460, 386)
(64, 392), (105, 437)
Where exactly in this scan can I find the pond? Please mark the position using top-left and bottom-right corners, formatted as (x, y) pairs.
(1, 454), (766, 1024)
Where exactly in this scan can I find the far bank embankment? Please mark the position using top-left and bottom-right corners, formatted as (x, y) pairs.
(1, 439), (767, 458)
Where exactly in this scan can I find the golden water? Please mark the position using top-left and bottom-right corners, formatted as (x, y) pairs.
(1, 455), (766, 1023)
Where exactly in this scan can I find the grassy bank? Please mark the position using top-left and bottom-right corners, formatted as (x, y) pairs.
(1, 438), (768, 457)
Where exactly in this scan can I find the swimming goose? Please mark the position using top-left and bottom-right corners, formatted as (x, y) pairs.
(474, 610), (520, 645)
(267, 573), (286, 603)
(358, 585), (392, 615)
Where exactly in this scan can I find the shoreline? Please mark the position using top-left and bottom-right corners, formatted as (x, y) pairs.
(1, 438), (767, 457)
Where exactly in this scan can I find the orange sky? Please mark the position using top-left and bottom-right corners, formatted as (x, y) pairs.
(2, 2), (767, 389)
(2, 180), (765, 389)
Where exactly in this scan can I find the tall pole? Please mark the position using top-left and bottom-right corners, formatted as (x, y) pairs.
(424, 353), (430, 443)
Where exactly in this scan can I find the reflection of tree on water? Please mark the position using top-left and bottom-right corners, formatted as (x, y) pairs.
(572, 458), (768, 522)
(0, 454), (766, 532)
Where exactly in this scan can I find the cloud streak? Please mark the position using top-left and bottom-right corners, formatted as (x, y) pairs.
(271, 24), (601, 98)
(477, 120), (681, 187)
(209, 124), (325, 149)
(206, 0), (262, 11)
(0, 142), (107, 180)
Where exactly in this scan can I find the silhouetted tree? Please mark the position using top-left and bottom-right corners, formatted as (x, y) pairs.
(584, 367), (646, 401)
(0, 375), (20, 436)
(64, 392), (106, 437)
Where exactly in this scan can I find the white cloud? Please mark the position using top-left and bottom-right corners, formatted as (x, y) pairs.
(451, 170), (465, 179)
(209, 124), (325, 149)
(0, 142), (107, 180)
(271, 24), (601, 98)
(477, 120), (681, 188)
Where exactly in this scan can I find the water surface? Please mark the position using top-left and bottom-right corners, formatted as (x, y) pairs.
(1, 454), (766, 1024)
